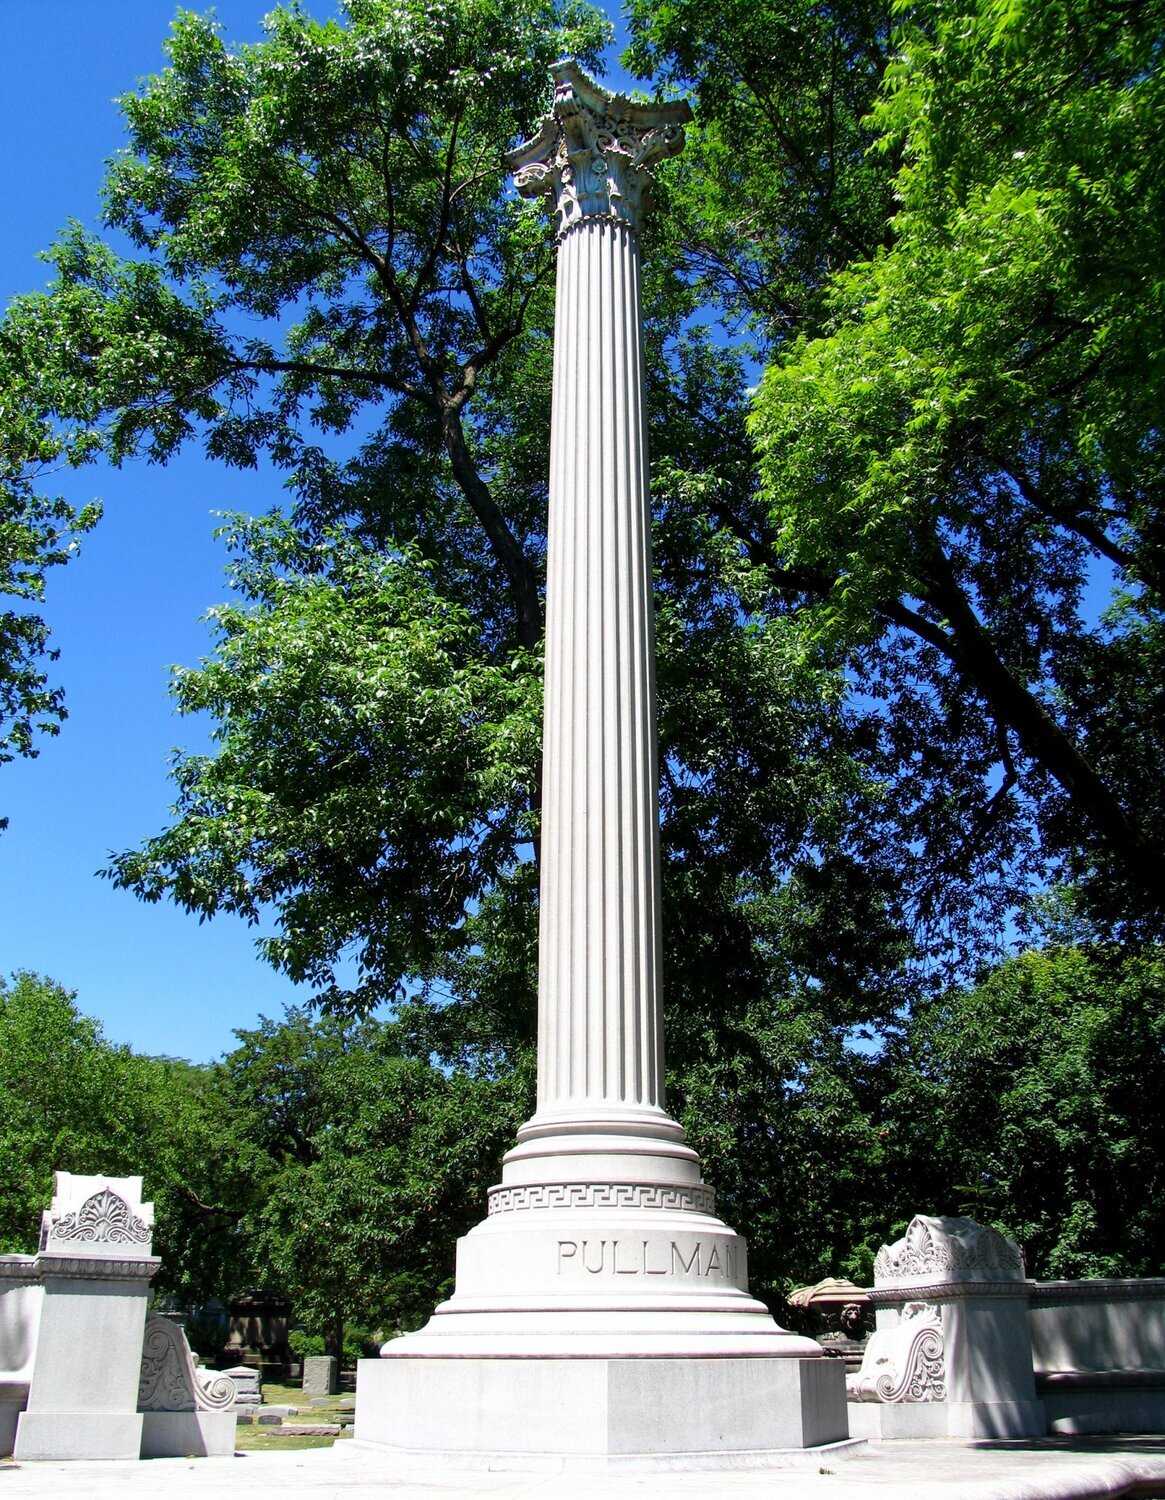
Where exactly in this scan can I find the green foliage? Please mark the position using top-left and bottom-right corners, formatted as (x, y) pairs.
(743, 0), (1164, 930)
(0, 972), (247, 1298)
(883, 943), (1165, 1277)
(107, 516), (541, 1013)
(217, 1007), (531, 1345)
(0, 473), (98, 787)
(3, 0), (1163, 1315)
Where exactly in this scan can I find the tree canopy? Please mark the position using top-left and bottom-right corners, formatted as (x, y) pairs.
(1, 0), (1162, 1317)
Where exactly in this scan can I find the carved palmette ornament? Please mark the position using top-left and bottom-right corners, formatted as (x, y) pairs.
(137, 1313), (236, 1412)
(847, 1301), (946, 1404)
(508, 60), (691, 239)
(46, 1188), (152, 1249)
(874, 1214), (1025, 1286)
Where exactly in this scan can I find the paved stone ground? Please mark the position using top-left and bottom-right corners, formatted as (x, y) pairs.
(3, 1438), (1165, 1499)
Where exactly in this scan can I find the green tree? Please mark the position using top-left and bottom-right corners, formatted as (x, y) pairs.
(0, 971), (247, 1299)
(0, 470), (98, 794)
(8, 0), (1161, 1301)
(629, 0), (1164, 934)
(880, 942), (1165, 1278)
(220, 1008), (529, 1351)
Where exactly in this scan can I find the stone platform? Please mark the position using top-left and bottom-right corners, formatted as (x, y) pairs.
(356, 1355), (849, 1465)
(4, 1437), (1165, 1498)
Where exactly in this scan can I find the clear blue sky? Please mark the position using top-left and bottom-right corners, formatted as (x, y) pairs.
(0, 0), (631, 1063)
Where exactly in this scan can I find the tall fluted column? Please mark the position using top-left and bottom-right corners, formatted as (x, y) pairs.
(503, 61), (691, 1180)
(367, 62), (826, 1378)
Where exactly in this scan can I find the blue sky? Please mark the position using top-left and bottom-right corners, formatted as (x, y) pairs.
(0, 1), (632, 1062)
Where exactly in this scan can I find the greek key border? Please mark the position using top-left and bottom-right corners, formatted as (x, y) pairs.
(487, 1182), (716, 1216)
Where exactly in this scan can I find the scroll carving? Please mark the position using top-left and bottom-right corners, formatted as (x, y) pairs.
(137, 1313), (236, 1412)
(847, 1301), (946, 1404)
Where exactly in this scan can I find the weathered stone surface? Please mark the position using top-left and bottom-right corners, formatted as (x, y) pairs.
(302, 1355), (338, 1397)
(14, 1174), (159, 1462)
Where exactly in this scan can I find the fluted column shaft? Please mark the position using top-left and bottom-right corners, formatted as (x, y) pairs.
(536, 215), (663, 1116)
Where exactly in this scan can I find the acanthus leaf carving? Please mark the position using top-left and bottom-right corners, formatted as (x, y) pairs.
(874, 1214), (1025, 1286)
(47, 1188), (151, 1249)
(507, 59), (691, 239)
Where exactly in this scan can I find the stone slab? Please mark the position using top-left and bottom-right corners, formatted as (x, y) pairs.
(281, 1423), (342, 1436)
(13, 1410), (143, 1460)
(3, 1435), (1165, 1498)
(847, 1396), (1047, 1441)
(140, 1410), (237, 1458)
(356, 1355), (849, 1463)
(847, 1401), (949, 1440)
(1044, 1387), (1165, 1437)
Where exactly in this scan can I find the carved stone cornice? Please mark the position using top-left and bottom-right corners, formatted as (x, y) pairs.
(1029, 1278), (1165, 1303)
(869, 1279), (1034, 1304)
(0, 1255), (38, 1282)
(507, 59), (691, 239)
(35, 1251), (161, 1283)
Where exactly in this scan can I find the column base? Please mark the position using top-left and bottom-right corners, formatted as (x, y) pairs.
(355, 1355), (853, 1465)
(14, 1410), (144, 1461)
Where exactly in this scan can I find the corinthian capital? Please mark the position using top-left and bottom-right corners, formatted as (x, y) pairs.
(507, 60), (691, 238)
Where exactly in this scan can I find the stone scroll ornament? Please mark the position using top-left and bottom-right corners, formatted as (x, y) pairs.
(137, 1314), (236, 1413)
(847, 1302), (946, 1404)
(44, 1188), (152, 1249)
(508, 60), (690, 239)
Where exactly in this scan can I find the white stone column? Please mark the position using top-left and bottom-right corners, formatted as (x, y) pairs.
(501, 70), (691, 1186)
(356, 65), (848, 1462)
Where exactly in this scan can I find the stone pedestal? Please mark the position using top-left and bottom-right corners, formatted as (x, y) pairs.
(14, 1174), (160, 1461)
(355, 59), (848, 1464)
(847, 1215), (1045, 1441)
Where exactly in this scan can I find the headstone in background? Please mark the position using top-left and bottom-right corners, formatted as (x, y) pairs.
(221, 1364), (262, 1408)
(302, 1354), (338, 1397)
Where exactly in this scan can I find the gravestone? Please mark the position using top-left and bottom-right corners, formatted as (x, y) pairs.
(302, 1354), (338, 1397)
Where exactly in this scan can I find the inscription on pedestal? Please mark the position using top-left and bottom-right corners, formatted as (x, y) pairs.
(556, 1238), (738, 1280)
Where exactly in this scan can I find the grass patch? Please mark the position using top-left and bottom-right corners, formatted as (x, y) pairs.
(234, 1428), (342, 1452)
